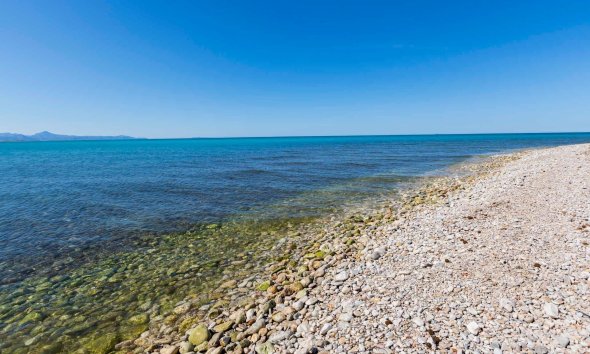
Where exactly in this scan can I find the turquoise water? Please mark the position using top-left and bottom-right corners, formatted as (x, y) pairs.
(1, 133), (590, 353)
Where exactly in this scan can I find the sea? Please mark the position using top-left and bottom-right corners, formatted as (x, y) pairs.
(1, 133), (590, 352)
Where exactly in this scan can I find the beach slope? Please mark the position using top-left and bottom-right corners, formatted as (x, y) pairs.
(138, 144), (590, 354)
(270, 143), (590, 353)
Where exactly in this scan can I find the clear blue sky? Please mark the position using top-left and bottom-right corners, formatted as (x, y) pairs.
(1, 1), (589, 138)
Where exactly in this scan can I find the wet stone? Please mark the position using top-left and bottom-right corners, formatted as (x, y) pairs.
(189, 324), (210, 346)
(213, 321), (233, 333)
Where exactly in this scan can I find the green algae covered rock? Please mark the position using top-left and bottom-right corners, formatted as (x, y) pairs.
(304, 250), (326, 259)
(84, 333), (118, 354)
(127, 313), (149, 325)
(256, 280), (271, 291)
(189, 324), (210, 346)
(179, 316), (199, 333)
(37, 343), (63, 354)
(164, 314), (178, 325)
(213, 320), (233, 333)
(119, 323), (148, 340)
(314, 250), (326, 259)
(19, 311), (44, 325)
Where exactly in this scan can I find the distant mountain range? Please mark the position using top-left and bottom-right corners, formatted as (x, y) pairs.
(0, 131), (137, 142)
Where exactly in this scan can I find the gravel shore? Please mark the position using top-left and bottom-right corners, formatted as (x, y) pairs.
(134, 143), (590, 354)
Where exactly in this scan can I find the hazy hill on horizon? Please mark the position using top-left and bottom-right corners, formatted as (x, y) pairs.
(0, 131), (137, 142)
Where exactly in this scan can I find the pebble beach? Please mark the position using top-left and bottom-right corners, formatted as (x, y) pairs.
(123, 143), (590, 354)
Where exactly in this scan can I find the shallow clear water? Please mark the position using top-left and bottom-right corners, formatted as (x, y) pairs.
(1, 133), (590, 353)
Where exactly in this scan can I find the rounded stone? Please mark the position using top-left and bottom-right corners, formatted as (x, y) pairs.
(188, 324), (210, 346)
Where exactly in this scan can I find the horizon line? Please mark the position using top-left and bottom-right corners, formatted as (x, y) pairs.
(3, 130), (590, 143)
(182, 130), (590, 140)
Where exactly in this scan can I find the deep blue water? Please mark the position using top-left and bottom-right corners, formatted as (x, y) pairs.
(1, 133), (590, 281)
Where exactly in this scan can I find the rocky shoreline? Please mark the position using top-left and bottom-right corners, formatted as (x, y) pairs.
(124, 144), (589, 354)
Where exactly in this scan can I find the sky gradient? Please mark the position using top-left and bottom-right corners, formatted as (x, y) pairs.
(1, 1), (589, 138)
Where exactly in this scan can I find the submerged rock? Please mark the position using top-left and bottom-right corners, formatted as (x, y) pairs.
(84, 333), (118, 354)
(127, 313), (149, 325)
(36, 343), (63, 354)
(19, 311), (44, 325)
